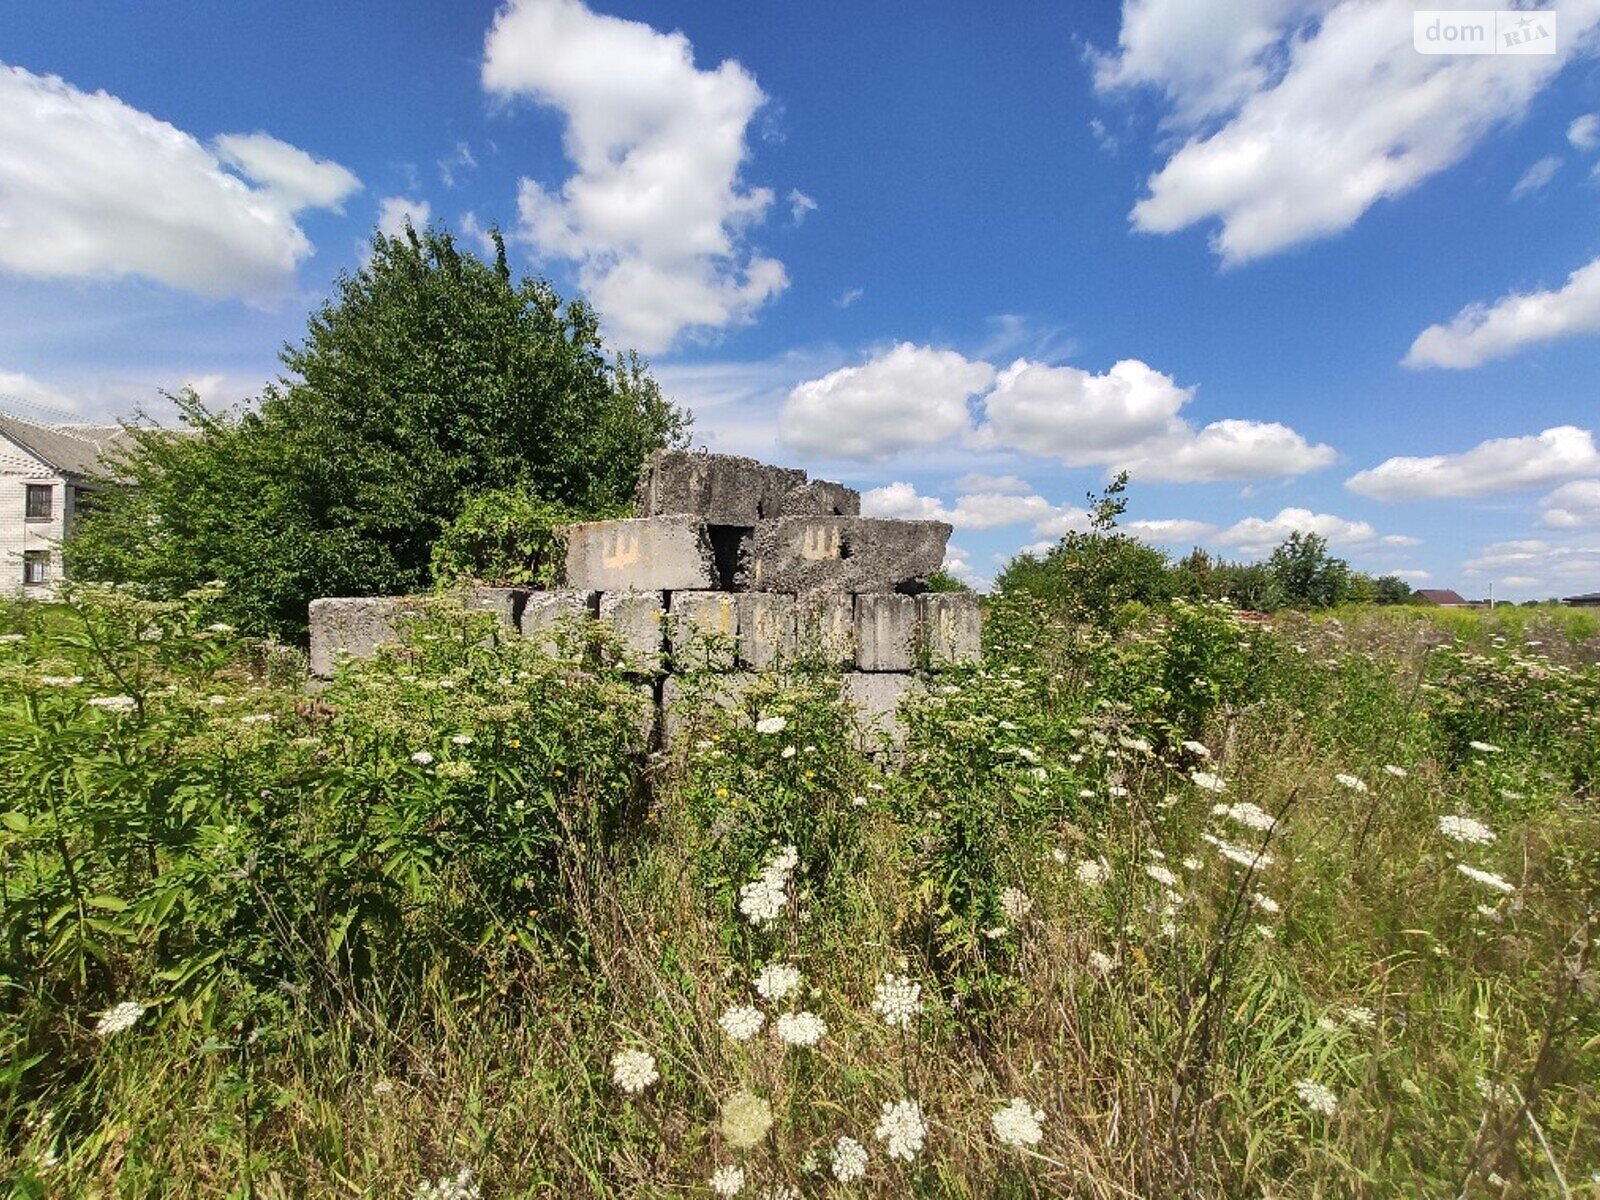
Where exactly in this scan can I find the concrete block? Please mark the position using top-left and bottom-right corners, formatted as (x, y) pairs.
(597, 590), (667, 674)
(309, 597), (407, 677)
(661, 672), (761, 745)
(855, 593), (917, 672)
(742, 517), (952, 595)
(566, 517), (716, 592)
(635, 450), (805, 525)
(778, 478), (860, 517)
(917, 593), (982, 669)
(670, 590), (740, 672)
(736, 593), (796, 670)
(465, 587), (524, 631)
(519, 590), (595, 658)
(793, 594), (855, 669)
(841, 672), (924, 751)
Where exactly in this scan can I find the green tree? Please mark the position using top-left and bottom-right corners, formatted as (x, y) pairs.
(994, 473), (1171, 624)
(1265, 531), (1351, 609)
(70, 223), (688, 638)
(1372, 574), (1414, 605)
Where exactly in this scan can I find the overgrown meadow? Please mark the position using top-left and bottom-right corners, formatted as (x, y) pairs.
(2, 587), (1597, 1198)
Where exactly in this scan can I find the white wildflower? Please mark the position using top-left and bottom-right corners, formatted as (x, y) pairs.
(1087, 950), (1116, 976)
(87, 695), (136, 712)
(1295, 1079), (1337, 1116)
(1438, 815), (1495, 846)
(205, 622), (235, 634)
(1456, 863), (1515, 894)
(1334, 773), (1368, 794)
(1118, 735), (1152, 754)
(39, 675), (83, 686)
(92, 1000), (146, 1036)
(1182, 739), (1210, 758)
(720, 1090), (774, 1149)
(830, 1136), (868, 1182)
(871, 973), (923, 1029)
(780, 745), (796, 759)
(413, 1168), (480, 1200)
(739, 845), (800, 927)
(1201, 833), (1274, 870)
(999, 887), (1032, 922)
(1212, 801), (1275, 831)
(757, 1187), (798, 1200)
(1469, 741), (1502, 754)
(1251, 892), (1281, 914)
(991, 1097), (1045, 1148)
(1190, 771), (1227, 793)
(874, 1099), (927, 1162)
(774, 1011), (826, 1048)
(1182, 856), (1203, 871)
(1144, 863), (1178, 888)
(610, 1047), (659, 1094)
(450, 734), (473, 746)
(410, 751), (434, 766)
(719, 1005), (765, 1042)
(710, 1165), (745, 1196)
(755, 716), (788, 735)
(1342, 1006), (1376, 1029)
(1108, 785), (1129, 797)
(0, 633), (24, 643)
(1383, 764), (1408, 778)
(1049, 847), (1069, 864)
(754, 962), (803, 1002)
(1476, 1075), (1515, 1104)
(240, 713), (274, 726)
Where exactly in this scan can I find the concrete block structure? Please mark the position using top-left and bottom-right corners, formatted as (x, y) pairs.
(310, 451), (981, 747)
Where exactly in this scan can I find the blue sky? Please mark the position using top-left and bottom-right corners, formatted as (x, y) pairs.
(4, 0), (1600, 596)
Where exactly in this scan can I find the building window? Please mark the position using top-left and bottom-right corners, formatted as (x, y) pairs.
(25, 484), (53, 521)
(23, 550), (50, 585)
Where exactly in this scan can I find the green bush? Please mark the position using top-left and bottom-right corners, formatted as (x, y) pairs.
(430, 487), (600, 588)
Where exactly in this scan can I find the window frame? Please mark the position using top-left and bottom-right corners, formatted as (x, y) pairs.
(25, 483), (53, 522)
(22, 550), (49, 585)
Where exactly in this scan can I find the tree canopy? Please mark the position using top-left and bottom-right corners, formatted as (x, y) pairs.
(69, 224), (688, 638)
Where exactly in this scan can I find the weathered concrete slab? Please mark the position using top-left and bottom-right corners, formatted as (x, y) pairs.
(669, 591), (740, 672)
(661, 672), (761, 745)
(855, 593), (917, 672)
(309, 597), (407, 678)
(778, 478), (861, 517)
(597, 590), (667, 674)
(841, 672), (925, 751)
(742, 517), (951, 594)
(636, 450), (805, 525)
(736, 593), (796, 670)
(917, 593), (981, 669)
(566, 517), (716, 592)
(465, 587), (524, 630)
(519, 590), (595, 658)
(793, 594), (855, 669)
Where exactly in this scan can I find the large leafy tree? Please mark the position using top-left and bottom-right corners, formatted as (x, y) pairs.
(69, 224), (688, 638)
(1266, 531), (1352, 609)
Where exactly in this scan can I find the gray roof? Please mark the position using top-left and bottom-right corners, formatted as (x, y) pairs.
(0, 413), (131, 478)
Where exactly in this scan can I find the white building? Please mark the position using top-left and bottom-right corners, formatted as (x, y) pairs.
(1, 414), (130, 599)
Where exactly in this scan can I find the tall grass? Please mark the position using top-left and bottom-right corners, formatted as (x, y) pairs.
(2, 591), (1596, 1197)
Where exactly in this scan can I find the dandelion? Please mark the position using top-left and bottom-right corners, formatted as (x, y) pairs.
(710, 1165), (745, 1196)
(754, 962), (803, 1002)
(1144, 863), (1179, 888)
(874, 1099), (927, 1162)
(1190, 771), (1227, 793)
(774, 1011), (827, 1048)
(991, 1097), (1046, 1148)
(1334, 773), (1368, 794)
(720, 1089), (774, 1149)
(87, 695), (136, 712)
(871, 973), (923, 1029)
(1294, 1078), (1337, 1116)
(719, 1005), (765, 1042)
(413, 1168), (480, 1200)
(1456, 863), (1515, 894)
(755, 715), (788, 735)
(1182, 739), (1211, 758)
(999, 887), (1032, 922)
(830, 1136), (868, 1182)
(92, 1000), (146, 1036)
(1212, 801), (1275, 831)
(1469, 740), (1502, 753)
(1438, 815), (1495, 845)
(410, 751), (435, 766)
(1383, 764), (1408, 778)
(610, 1047), (658, 1094)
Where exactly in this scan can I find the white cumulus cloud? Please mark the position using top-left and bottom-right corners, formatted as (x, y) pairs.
(376, 196), (432, 237)
(1102, 0), (1599, 265)
(483, 0), (787, 352)
(0, 65), (359, 301)
(1463, 538), (1600, 585)
(1217, 507), (1397, 556)
(1347, 426), (1600, 500)
(862, 481), (1089, 534)
(1404, 256), (1600, 369)
(0, 368), (83, 415)
(781, 344), (994, 461)
(1509, 155), (1562, 201)
(1569, 113), (1600, 151)
(1540, 478), (1600, 528)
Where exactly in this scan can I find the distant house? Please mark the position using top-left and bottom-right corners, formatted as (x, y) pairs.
(1, 414), (129, 599)
(1562, 592), (1600, 608)
(1413, 588), (1471, 607)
